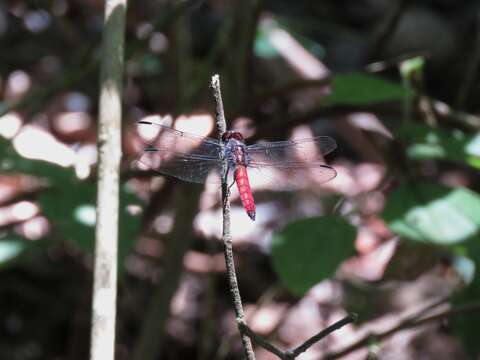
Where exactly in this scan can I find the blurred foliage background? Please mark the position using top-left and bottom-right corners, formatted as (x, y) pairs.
(1, 0), (480, 359)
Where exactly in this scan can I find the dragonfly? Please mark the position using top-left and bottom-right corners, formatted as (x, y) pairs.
(136, 120), (337, 221)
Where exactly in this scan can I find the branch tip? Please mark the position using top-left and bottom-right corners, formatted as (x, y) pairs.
(349, 312), (358, 323)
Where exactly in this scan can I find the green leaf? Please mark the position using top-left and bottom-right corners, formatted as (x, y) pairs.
(141, 54), (163, 75)
(254, 29), (279, 59)
(398, 124), (480, 169)
(38, 179), (141, 269)
(0, 138), (141, 269)
(451, 241), (480, 356)
(452, 255), (475, 285)
(382, 184), (480, 245)
(271, 216), (356, 295)
(0, 236), (25, 265)
(254, 20), (324, 59)
(327, 73), (411, 105)
(0, 137), (73, 183)
(399, 56), (425, 79)
(451, 281), (480, 356)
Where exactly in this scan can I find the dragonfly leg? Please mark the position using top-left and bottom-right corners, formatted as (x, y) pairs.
(222, 168), (231, 197)
(225, 167), (236, 191)
(228, 179), (235, 191)
(221, 167), (236, 198)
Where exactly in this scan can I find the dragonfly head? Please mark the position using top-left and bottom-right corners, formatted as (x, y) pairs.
(222, 130), (244, 142)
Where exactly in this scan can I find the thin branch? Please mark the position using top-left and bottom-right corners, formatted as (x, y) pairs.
(411, 300), (480, 327)
(238, 322), (285, 359)
(238, 314), (356, 360)
(90, 1), (126, 360)
(290, 314), (357, 358)
(322, 295), (480, 360)
(214, 285), (284, 359)
(210, 74), (256, 360)
(211, 74), (228, 135)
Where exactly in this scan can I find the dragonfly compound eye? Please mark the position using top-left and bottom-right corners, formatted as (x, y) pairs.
(222, 131), (244, 142)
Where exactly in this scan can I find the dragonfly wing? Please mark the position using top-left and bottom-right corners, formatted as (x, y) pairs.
(137, 149), (222, 183)
(247, 161), (337, 184)
(137, 121), (223, 158)
(246, 136), (337, 162)
(136, 121), (224, 183)
(245, 136), (337, 185)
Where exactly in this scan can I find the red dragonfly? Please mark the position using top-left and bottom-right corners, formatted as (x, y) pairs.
(136, 120), (337, 220)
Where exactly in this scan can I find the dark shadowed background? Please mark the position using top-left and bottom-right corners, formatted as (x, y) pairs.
(0, 0), (479, 359)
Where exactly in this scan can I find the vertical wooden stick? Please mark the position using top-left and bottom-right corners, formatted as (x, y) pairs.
(210, 74), (256, 360)
(90, 1), (126, 360)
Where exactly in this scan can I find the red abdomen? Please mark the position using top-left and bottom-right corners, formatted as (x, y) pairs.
(234, 166), (256, 221)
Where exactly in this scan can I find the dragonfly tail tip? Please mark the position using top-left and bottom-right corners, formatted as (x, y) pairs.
(247, 211), (256, 221)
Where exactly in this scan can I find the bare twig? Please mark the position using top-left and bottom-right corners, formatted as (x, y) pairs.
(214, 285), (284, 359)
(290, 314), (357, 358)
(90, 1), (126, 360)
(411, 300), (480, 327)
(238, 322), (284, 358)
(211, 75), (228, 135)
(322, 295), (480, 360)
(239, 314), (356, 360)
(210, 74), (256, 360)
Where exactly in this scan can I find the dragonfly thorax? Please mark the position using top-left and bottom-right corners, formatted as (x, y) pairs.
(224, 138), (249, 168)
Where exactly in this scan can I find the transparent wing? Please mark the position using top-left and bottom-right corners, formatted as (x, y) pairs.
(137, 149), (222, 183)
(136, 121), (223, 183)
(245, 136), (337, 184)
(137, 120), (222, 157)
(247, 161), (337, 185)
(246, 136), (337, 161)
